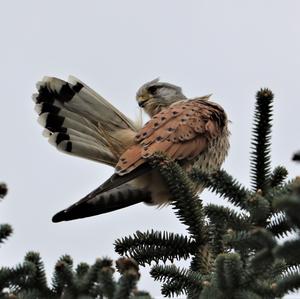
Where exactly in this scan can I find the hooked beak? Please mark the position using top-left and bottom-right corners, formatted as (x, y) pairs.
(137, 96), (148, 108)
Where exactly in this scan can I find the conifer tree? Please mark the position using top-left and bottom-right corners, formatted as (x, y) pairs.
(0, 184), (152, 299)
(115, 89), (300, 298)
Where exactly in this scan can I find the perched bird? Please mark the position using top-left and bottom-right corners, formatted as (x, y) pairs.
(33, 77), (229, 222)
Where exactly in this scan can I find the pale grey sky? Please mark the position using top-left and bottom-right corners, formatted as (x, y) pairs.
(0, 1), (300, 298)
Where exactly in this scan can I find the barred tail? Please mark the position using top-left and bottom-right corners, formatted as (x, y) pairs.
(33, 76), (138, 166)
(52, 184), (151, 222)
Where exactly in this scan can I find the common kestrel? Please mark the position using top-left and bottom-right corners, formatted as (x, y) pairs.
(33, 77), (229, 222)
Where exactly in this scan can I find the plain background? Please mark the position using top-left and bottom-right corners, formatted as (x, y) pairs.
(0, 1), (300, 298)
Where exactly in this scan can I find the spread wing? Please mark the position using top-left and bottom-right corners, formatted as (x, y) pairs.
(116, 97), (227, 175)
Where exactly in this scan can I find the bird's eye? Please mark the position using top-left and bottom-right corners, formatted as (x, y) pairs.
(148, 86), (159, 94)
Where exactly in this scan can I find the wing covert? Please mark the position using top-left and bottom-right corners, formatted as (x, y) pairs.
(116, 97), (227, 175)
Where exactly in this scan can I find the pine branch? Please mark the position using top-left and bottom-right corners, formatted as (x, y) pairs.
(247, 190), (271, 226)
(150, 264), (202, 297)
(23, 251), (50, 295)
(274, 239), (300, 265)
(94, 258), (115, 299)
(132, 290), (152, 298)
(190, 169), (250, 210)
(0, 224), (13, 244)
(267, 213), (294, 238)
(208, 223), (227, 258)
(269, 166), (288, 188)
(0, 262), (35, 292)
(215, 253), (244, 296)
(149, 154), (206, 245)
(85, 258), (112, 286)
(113, 258), (140, 299)
(190, 245), (213, 275)
(205, 204), (250, 231)
(250, 88), (273, 193)
(52, 255), (74, 295)
(249, 248), (274, 273)
(115, 230), (197, 265)
(75, 262), (89, 279)
(273, 178), (300, 229)
(226, 228), (276, 253)
(273, 272), (300, 297)
(0, 183), (7, 199)
(16, 289), (46, 299)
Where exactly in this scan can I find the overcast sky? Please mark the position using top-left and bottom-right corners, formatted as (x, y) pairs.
(1, 1), (300, 298)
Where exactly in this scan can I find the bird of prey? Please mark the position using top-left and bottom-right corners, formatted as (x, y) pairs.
(33, 76), (229, 222)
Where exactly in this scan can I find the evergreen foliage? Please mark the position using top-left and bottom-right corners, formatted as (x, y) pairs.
(0, 184), (12, 246)
(1, 253), (152, 299)
(0, 184), (152, 299)
(115, 89), (300, 298)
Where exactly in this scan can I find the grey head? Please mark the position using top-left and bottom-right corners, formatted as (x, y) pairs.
(136, 78), (186, 117)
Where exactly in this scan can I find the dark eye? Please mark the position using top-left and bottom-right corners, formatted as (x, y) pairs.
(148, 85), (159, 94)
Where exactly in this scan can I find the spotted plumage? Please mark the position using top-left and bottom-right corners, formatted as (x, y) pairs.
(115, 97), (226, 175)
(33, 77), (230, 222)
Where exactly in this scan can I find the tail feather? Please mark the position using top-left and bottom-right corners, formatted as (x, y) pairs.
(67, 75), (137, 131)
(49, 133), (116, 164)
(49, 129), (103, 146)
(36, 76), (136, 130)
(34, 76), (138, 165)
(52, 184), (151, 222)
(38, 113), (100, 141)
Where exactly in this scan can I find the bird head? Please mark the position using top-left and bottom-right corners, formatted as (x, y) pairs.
(136, 78), (186, 117)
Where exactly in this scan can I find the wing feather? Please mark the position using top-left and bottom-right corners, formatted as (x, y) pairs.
(116, 98), (227, 175)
